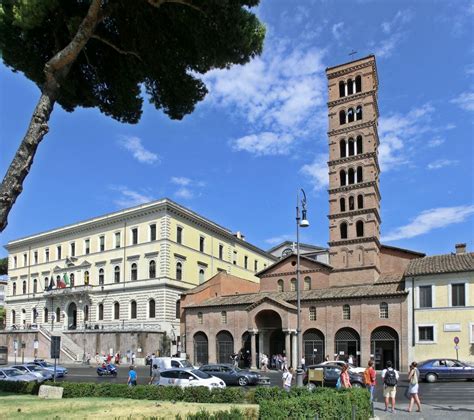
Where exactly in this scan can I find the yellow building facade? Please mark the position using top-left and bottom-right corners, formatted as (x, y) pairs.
(406, 247), (474, 363)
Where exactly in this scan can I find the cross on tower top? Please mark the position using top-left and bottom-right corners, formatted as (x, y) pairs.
(349, 50), (358, 57)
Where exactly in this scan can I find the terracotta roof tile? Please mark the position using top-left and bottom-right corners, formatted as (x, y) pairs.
(405, 252), (474, 276)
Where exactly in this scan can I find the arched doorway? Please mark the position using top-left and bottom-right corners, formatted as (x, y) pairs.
(241, 332), (251, 368)
(193, 332), (208, 366)
(303, 329), (325, 365)
(216, 330), (234, 364)
(335, 327), (360, 365)
(67, 302), (77, 330)
(255, 310), (283, 363)
(371, 326), (399, 370)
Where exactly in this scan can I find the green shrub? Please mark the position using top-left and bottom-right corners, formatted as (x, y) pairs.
(0, 380), (41, 395)
(181, 407), (257, 420)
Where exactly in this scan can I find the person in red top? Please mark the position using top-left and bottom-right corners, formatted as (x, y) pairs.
(340, 364), (352, 388)
(364, 360), (377, 402)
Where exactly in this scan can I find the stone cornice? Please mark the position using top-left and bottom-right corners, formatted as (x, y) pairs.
(328, 208), (381, 224)
(328, 236), (381, 248)
(328, 90), (379, 118)
(328, 152), (380, 173)
(328, 120), (375, 138)
(330, 264), (381, 275)
(260, 268), (331, 279)
(328, 181), (381, 201)
(326, 58), (378, 87)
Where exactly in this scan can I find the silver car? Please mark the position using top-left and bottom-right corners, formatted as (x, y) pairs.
(11, 364), (53, 382)
(0, 368), (38, 382)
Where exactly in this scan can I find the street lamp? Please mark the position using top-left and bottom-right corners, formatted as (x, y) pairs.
(79, 298), (87, 364)
(296, 188), (309, 387)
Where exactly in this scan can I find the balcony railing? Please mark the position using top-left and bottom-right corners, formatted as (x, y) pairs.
(43, 285), (93, 296)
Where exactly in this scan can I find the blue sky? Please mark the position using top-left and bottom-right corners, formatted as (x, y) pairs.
(1, 0), (473, 258)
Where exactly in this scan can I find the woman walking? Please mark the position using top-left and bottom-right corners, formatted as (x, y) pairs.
(340, 364), (352, 388)
(407, 362), (422, 413)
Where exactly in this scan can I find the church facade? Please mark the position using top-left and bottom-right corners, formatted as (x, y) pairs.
(180, 56), (425, 371)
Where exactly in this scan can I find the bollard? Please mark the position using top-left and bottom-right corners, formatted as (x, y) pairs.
(351, 404), (356, 420)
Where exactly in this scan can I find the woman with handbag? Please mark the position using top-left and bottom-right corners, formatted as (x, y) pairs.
(407, 362), (422, 413)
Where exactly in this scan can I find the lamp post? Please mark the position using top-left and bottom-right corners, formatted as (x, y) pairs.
(296, 188), (309, 387)
(79, 298), (87, 364)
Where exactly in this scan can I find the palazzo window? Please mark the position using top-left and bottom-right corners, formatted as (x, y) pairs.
(44, 308), (48, 323)
(84, 239), (90, 255)
(244, 256), (248, 269)
(98, 304), (104, 321)
(84, 271), (89, 285)
(130, 300), (137, 319)
(34, 251), (38, 265)
(33, 279), (38, 294)
(418, 326), (434, 342)
(114, 266), (120, 283)
(131, 263), (138, 281)
(452, 284), (465, 307)
(219, 244), (224, 260)
(131, 228), (138, 245)
(22, 281), (26, 294)
(57, 246), (62, 260)
(149, 299), (156, 318)
(177, 226), (183, 244)
(419, 286), (432, 308)
(149, 260), (156, 279)
(99, 236), (105, 252)
(199, 236), (205, 252)
(199, 269), (205, 284)
(115, 232), (121, 249)
(45, 249), (49, 262)
(114, 302), (120, 320)
(70, 273), (75, 287)
(176, 262), (183, 281)
(150, 224), (157, 241)
(70, 242), (76, 257)
(99, 269), (104, 285)
(12, 283), (16, 296)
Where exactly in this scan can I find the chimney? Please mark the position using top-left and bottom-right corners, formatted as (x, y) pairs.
(455, 243), (466, 254)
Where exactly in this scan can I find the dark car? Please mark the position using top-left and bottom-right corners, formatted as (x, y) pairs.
(199, 364), (261, 386)
(418, 359), (474, 383)
(303, 363), (364, 389)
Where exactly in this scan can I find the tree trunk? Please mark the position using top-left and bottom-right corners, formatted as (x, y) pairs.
(0, 0), (103, 232)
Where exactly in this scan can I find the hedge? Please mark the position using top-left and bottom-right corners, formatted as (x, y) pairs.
(0, 380), (42, 395)
(179, 407), (258, 420)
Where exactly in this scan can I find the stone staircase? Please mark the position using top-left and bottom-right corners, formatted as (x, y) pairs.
(39, 326), (82, 362)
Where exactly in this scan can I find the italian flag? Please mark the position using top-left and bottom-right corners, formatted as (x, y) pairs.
(57, 273), (69, 289)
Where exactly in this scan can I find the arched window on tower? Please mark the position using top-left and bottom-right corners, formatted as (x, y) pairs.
(340, 222), (348, 239)
(277, 279), (284, 292)
(347, 78), (354, 95)
(356, 221), (364, 237)
(347, 108), (354, 123)
(340, 170), (347, 187)
(339, 80), (345, 97)
(355, 75), (362, 92)
(349, 196), (355, 210)
(348, 168), (355, 184)
(176, 262), (183, 281)
(340, 197), (346, 212)
(339, 110), (346, 125)
(348, 138), (355, 156)
(357, 194), (364, 209)
(357, 166), (363, 183)
(356, 105), (363, 121)
(356, 135), (363, 154)
(339, 139), (346, 158)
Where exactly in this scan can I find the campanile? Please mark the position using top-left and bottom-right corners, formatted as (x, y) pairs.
(326, 55), (381, 285)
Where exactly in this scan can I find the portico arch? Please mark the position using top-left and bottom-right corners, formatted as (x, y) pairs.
(335, 327), (360, 365)
(216, 330), (234, 364)
(303, 328), (325, 365)
(371, 326), (399, 370)
(193, 331), (208, 366)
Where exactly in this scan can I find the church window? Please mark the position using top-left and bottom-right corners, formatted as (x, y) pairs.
(339, 81), (345, 97)
(309, 306), (317, 321)
(340, 197), (346, 212)
(349, 196), (355, 210)
(357, 194), (364, 209)
(221, 311), (227, 324)
(343, 304), (351, 320)
(355, 75), (362, 93)
(348, 168), (355, 184)
(356, 105), (363, 121)
(277, 279), (284, 292)
(348, 138), (355, 156)
(339, 110), (346, 125)
(347, 79), (354, 95)
(356, 135), (363, 154)
(347, 108), (354, 123)
(340, 170), (346, 187)
(356, 221), (364, 237)
(290, 278), (297, 291)
(340, 139), (346, 158)
(380, 302), (389, 319)
(198, 312), (203, 324)
(304, 276), (311, 291)
(340, 222), (348, 239)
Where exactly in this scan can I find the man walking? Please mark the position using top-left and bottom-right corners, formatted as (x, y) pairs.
(364, 360), (376, 402)
(282, 367), (293, 392)
(381, 361), (399, 413)
(127, 365), (137, 387)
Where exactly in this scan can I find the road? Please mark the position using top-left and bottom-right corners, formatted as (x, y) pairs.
(57, 365), (474, 406)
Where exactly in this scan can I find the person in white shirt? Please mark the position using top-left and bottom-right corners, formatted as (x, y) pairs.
(381, 361), (400, 413)
(282, 367), (293, 392)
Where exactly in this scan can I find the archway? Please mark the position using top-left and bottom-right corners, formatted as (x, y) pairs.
(193, 332), (208, 366)
(216, 330), (234, 364)
(241, 332), (251, 368)
(303, 329), (325, 365)
(255, 309), (284, 364)
(67, 302), (77, 330)
(371, 326), (399, 370)
(335, 327), (360, 365)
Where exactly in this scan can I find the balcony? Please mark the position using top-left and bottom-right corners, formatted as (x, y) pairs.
(44, 285), (93, 297)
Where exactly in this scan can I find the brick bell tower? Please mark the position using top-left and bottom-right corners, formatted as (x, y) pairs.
(326, 55), (381, 286)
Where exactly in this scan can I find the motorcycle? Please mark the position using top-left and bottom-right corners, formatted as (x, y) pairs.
(97, 364), (118, 377)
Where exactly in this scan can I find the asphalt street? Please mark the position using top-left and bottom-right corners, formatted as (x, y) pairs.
(57, 365), (474, 407)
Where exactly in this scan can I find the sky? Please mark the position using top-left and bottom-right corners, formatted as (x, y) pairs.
(1, 0), (473, 259)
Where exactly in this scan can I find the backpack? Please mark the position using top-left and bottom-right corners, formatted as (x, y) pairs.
(363, 368), (372, 385)
(384, 369), (397, 386)
(336, 376), (342, 389)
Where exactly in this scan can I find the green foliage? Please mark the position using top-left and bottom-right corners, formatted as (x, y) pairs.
(160, 332), (171, 357)
(0, 0), (265, 123)
(0, 379), (41, 395)
(179, 407), (257, 420)
(0, 257), (7, 275)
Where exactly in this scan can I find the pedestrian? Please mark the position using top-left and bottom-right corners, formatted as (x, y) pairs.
(149, 363), (160, 385)
(131, 352), (136, 365)
(282, 355), (288, 371)
(127, 365), (137, 387)
(301, 356), (306, 371)
(325, 354), (330, 362)
(407, 362), (422, 413)
(282, 367), (293, 392)
(95, 353), (100, 366)
(363, 360), (376, 402)
(381, 360), (399, 413)
(106, 353), (112, 364)
(347, 354), (354, 365)
(340, 364), (352, 388)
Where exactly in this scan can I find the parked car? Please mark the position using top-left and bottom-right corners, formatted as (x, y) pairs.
(303, 364), (364, 390)
(32, 359), (68, 377)
(157, 368), (226, 390)
(199, 363), (261, 386)
(318, 360), (365, 374)
(151, 357), (194, 370)
(418, 359), (474, 383)
(11, 364), (54, 382)
(0, 368), (38, 382)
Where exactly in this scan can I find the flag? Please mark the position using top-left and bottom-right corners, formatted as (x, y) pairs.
(63, 273), (70, 287)
(49, 275), (55, 289)
(57, 274), (66, 289)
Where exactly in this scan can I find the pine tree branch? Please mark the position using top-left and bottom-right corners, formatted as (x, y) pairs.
(90, 35), (142, 61)
(147, 0), (205, 14)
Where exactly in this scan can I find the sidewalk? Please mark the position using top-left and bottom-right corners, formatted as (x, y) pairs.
(373, 402), (474, 419)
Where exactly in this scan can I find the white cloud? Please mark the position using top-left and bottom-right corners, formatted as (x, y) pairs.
(382, 205), (474, 242)
(381, 10), (413, 34)
(300, 154), (328, 191)
(331, 22), (345, 41)
(265, 234), (294, 245)
(374, 10), (413, 58)
(204, 40), (327, 156)
(427, 159), (459, 170)
(118, 136), (159, 164)
(427, 137), (445, 147)
(451, 92), (474, 112)
(111, 186), (154, 208)
(170, 176), (205, 200)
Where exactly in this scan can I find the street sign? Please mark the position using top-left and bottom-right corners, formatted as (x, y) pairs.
(454, 336), (460, 344)
(51, 336), (61, 359)
(454, 345), (459, 350)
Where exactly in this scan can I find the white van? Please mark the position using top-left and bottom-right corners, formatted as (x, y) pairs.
(151, 357), (194, 370)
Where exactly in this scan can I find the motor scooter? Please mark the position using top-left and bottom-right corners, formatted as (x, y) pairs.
(97, 364), (118, 377)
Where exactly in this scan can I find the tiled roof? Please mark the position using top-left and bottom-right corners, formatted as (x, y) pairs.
(405, 252), (474, 276)
(194, 281), (406, 308)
